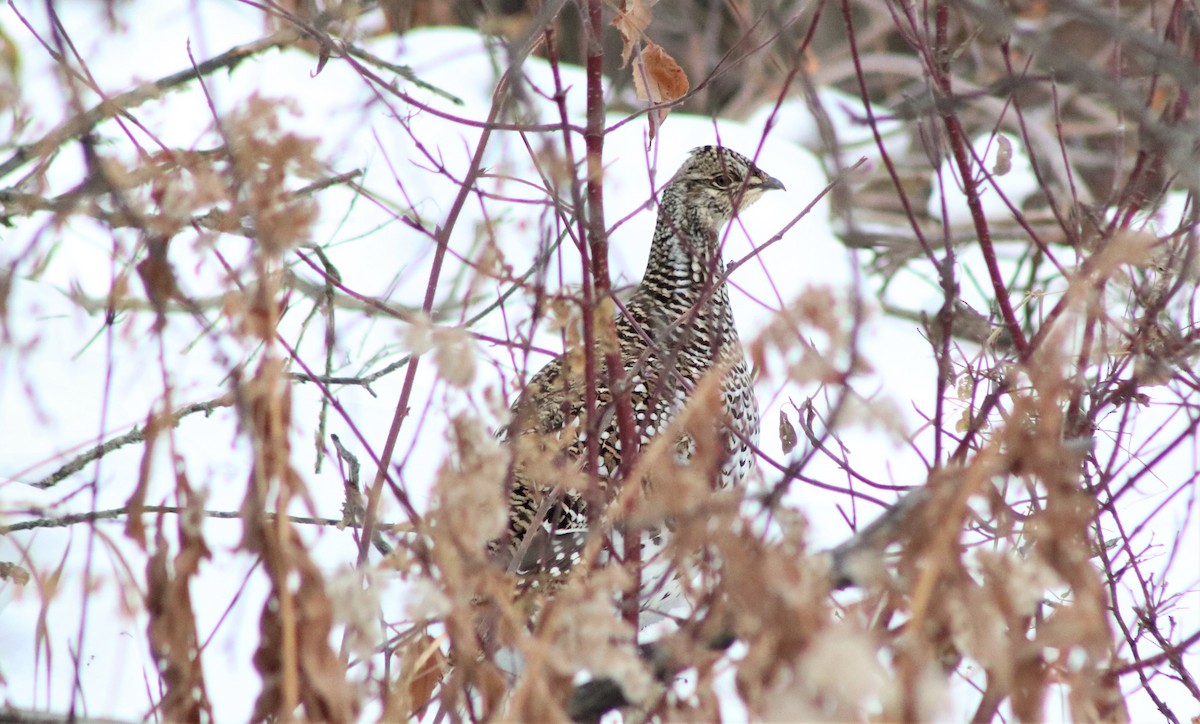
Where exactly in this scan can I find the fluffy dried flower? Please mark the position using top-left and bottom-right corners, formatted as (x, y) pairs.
(980, 550), (1058, 619)
(837, 392), (909, 439)
(223, 95), (323, 257)
(326, 567), (384, 658)
(764, 628), (891, 720)
(433, 327), (477, 388)
(402, 313), (435, 355)
(540, 568), (656, 706)
(750, 287), (849, 384)
(431, 415), (508, 549)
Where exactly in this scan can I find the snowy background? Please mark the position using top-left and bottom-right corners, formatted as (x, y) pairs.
(0, 1), (1196, 721)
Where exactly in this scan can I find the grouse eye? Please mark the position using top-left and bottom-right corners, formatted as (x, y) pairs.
(712, 173), (734, 189)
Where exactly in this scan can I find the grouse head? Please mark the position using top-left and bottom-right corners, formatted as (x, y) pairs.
(662, 145), (786, 235)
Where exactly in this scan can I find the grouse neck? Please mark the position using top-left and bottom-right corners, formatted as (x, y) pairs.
(621, 202), (738, 349)
(639, 201), (731, 303)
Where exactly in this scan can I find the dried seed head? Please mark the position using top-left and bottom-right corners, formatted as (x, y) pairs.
(433, 327), (477, 388)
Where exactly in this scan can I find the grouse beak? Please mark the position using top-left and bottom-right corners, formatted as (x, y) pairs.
(756, 173), (786, 192)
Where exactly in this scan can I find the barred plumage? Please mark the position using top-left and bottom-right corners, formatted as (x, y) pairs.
(492, 146), (783, 610)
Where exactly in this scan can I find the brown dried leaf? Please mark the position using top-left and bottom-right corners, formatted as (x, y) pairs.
(631, 41), (689, 130)
(237, 356), (308, 555)
(250, 525), (358, 723)
(232, 274), (286, 342)
(956, 373), (975, 399)
(992, 134), (1013, 176)
(249, 357), (293, 478)
(224, 96), (322, 257)
(955, 408), (972, 434)
(1092, 231), (1158, 277)
(146, 508), (213, 721)
(125, 410), (167, 549)
(0, 562), (31, 586)
(779, 409), (797, 454)
(405, 634), (448, 718)
(611, 0), (658, 66)
(380, 0), (409, 33)
(135, 235), (178, 329)
(232, 354), (348, 720)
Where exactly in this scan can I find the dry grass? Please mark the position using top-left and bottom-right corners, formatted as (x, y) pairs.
(1, 0), (1197, 721)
